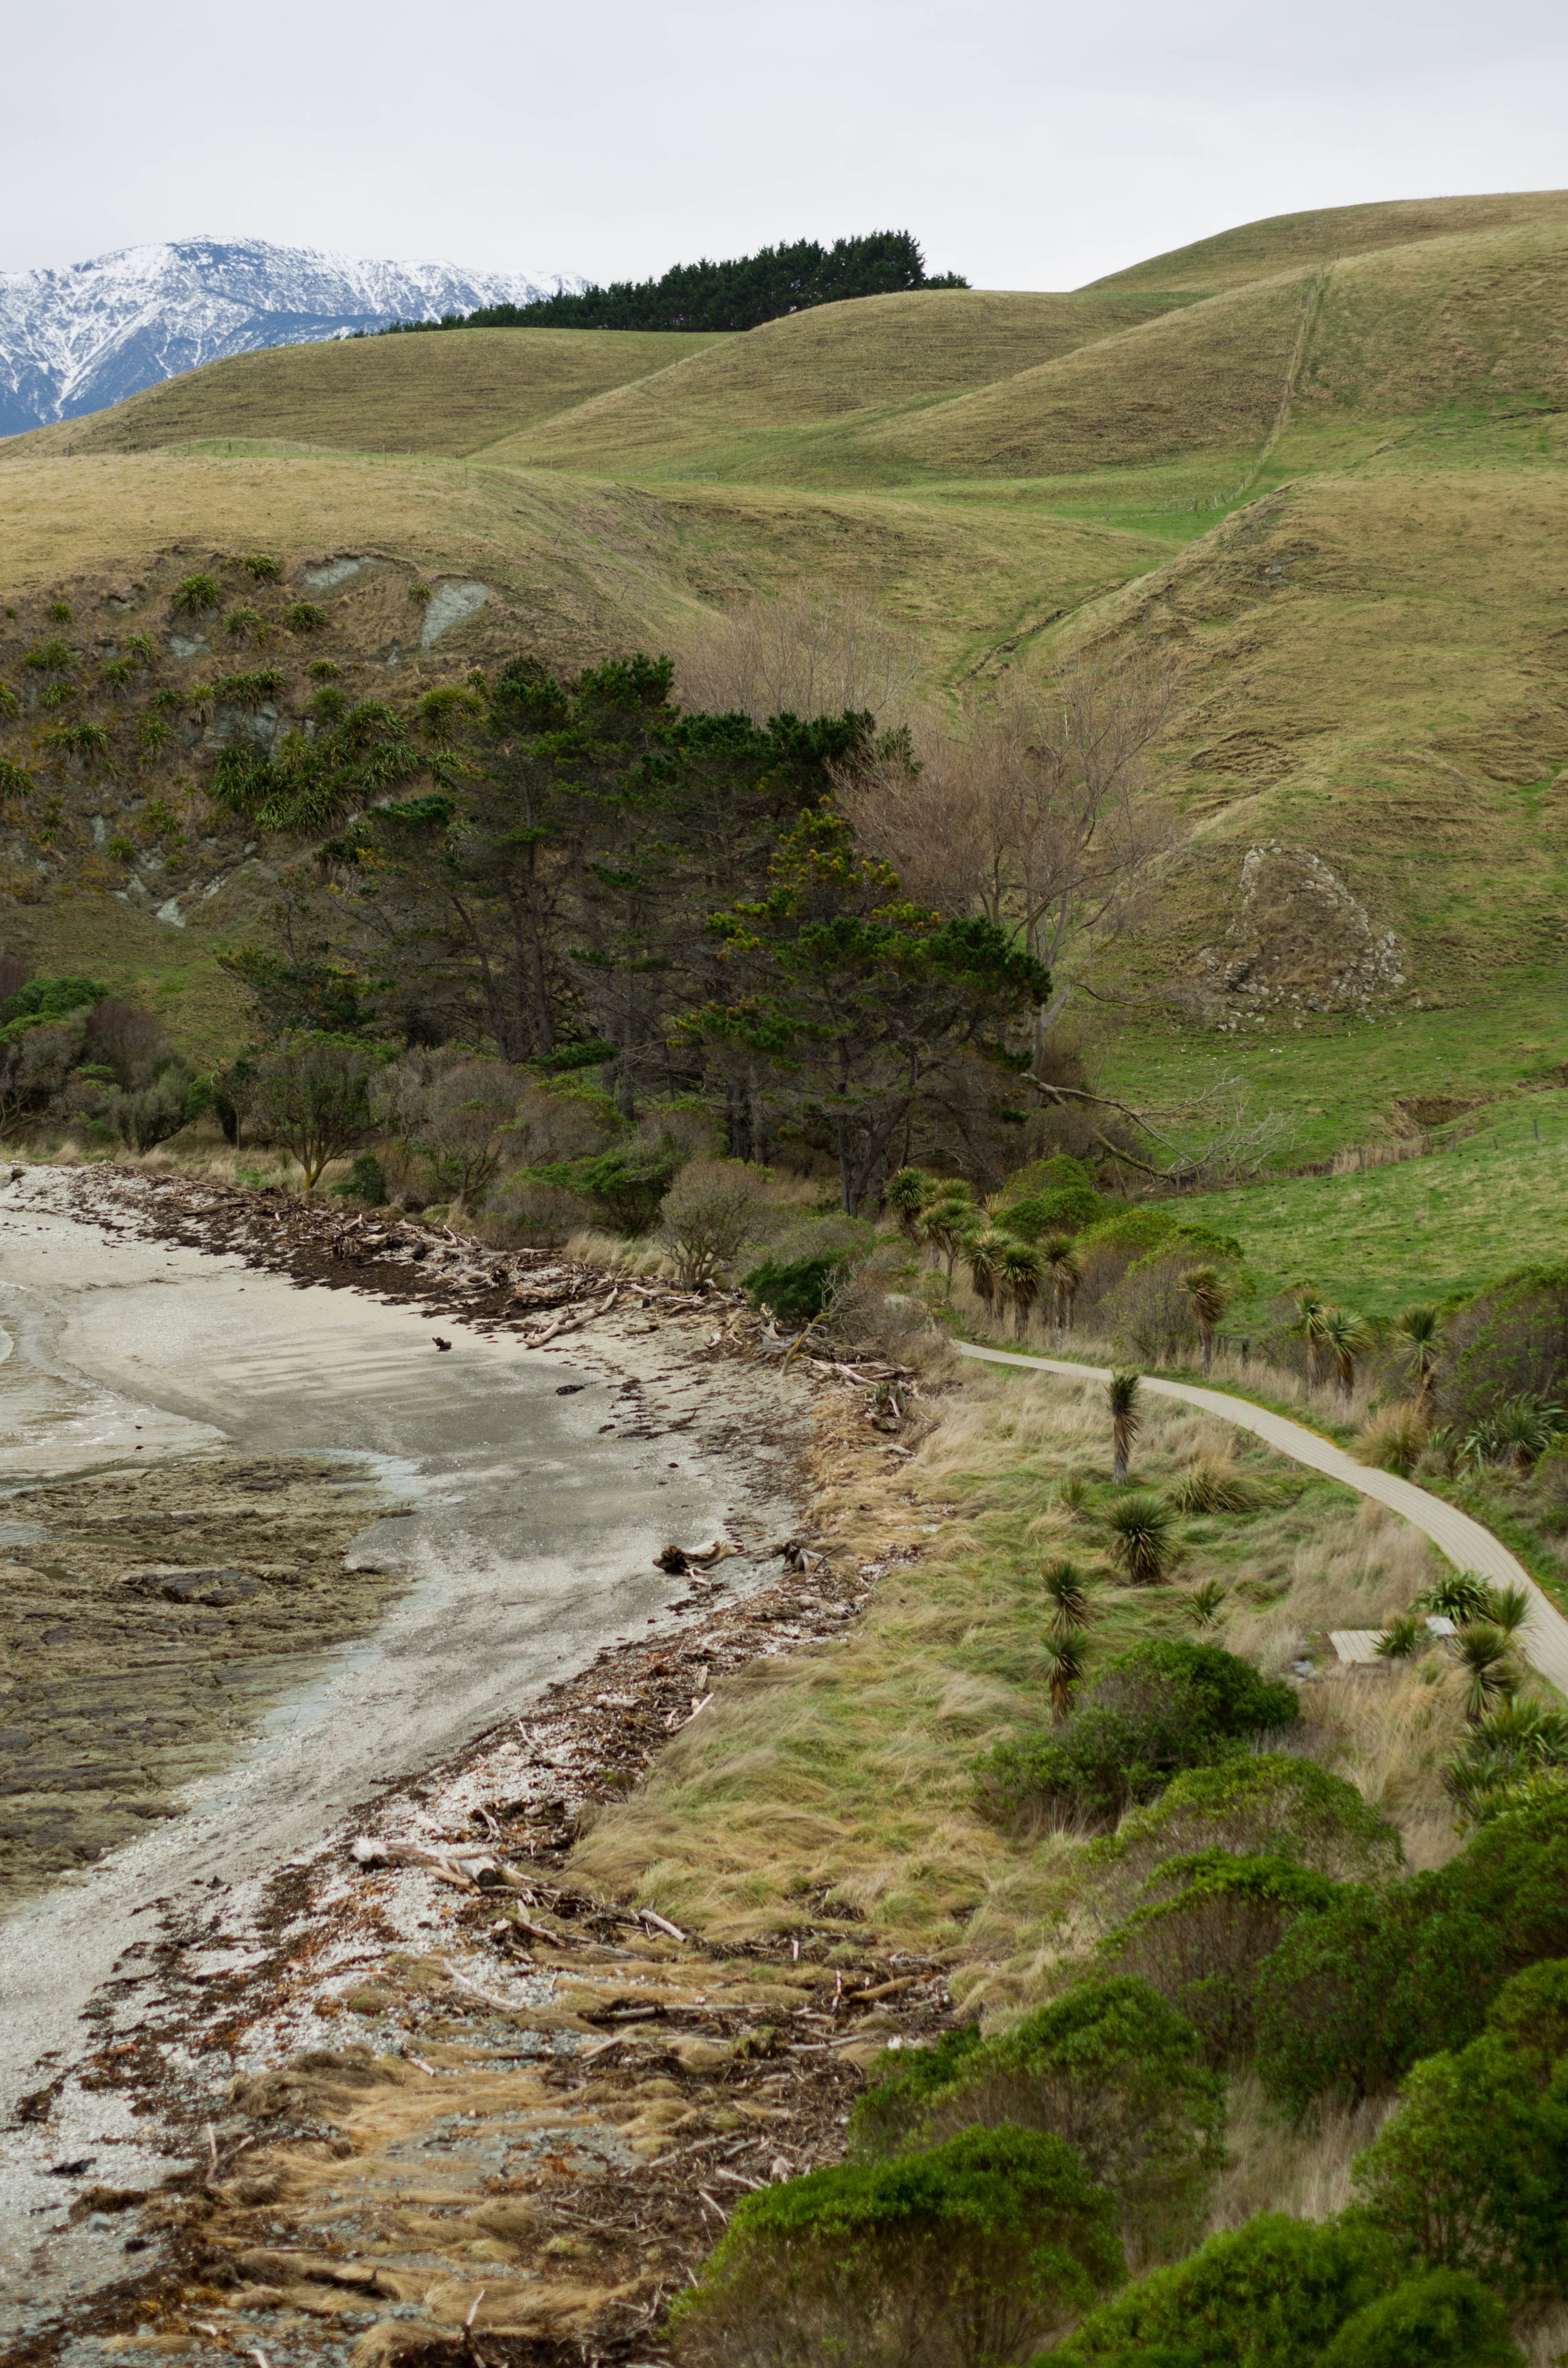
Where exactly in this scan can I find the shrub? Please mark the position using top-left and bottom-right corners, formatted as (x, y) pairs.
(1170, 1456), (1261, 1514)
(80, 997), (172, 1090)
(3, 975), (109, 1026)
(1253, 1808), (1568, 2115)
(171, 573), (222, 616)
(916, 1977), (1225, 2258)
(99, 654), (140, 690)
(306, 658), (342, 682)
(223, 603), (265, 641)
(1254, 1886), (1502, 2115)
(975, 1642), (1298, 1829)
(997, 1184), (1104, 1240)
(570, 1144), (681, 1233)
(24, 637), (73, 671)
(657, 1157), (763, 1287)
(670, 2124), (1123, 2368)
(1348, 2034), (1565, 2301)
(849, 2025), (984, 2158)
(1357, 1400), (1429, 1475)
(48, 600), (72, 623)
(331, 1152), (387, 1206)
(744, 1251), (845, 1327)
(241, 553), (280, 581)
(213, 668), (285, 709)
(1103, 1491), (1175, 1584)
(96, 1067), (199, 1152)
(1314, 2268), (1524, 2368)
(1091, 1755), (1401, 1899)
(408, 580), (433, 605)
(251, 1035), (379, 1186)
(0, 683), (18, 718)
(1057, 2212), (1394, 2368)
(135, 714), (172, 757)
(1483, 1958), (1568, 2087)
(1098, 1852), (1340, 2065)
(0, 758), (33, 798)
(283, 600), (327, 633)
(46, 722), (110, 760)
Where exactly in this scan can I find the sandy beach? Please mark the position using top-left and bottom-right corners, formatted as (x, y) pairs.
(0, 1167), (815, 2345)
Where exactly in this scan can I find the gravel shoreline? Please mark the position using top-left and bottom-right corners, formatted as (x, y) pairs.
(1, 1165), (944, 2365)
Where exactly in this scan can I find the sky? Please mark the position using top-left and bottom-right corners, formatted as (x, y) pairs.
(5, 0), (1566, 290)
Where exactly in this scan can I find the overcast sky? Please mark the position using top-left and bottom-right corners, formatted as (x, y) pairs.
(6, 0), (1566, 290)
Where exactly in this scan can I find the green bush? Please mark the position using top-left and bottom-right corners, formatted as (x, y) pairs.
(3, 975), (109, 1027)
(171, 573), (222, 616)
(526, 1144), (680, 1233)
(24, 637), (73, 671)
(849, 2025), (983, 2158)
(975, 1642), (1298, 1829)
(1348, 2033), (1566, 2301)
(1483, 1957), (1568, 2086)
(1056, 2212), (1394, 2368)
(213, 668), (285, 708)
(1089, 1756), (1402, 1896)
(241, 552), (281, 581)
(1314, 2269), (1523, 2367)
(0, 758), (33, 798)
(0, 683), (18, 717)
(670, 2124), (1123, 2368)
(1254, 1887), (1501, 2115)
(1099, 1854), (1340, 2066)
(283, 600), (327, 633)
(999, 1185), (1105, 1240)
(915, 1977), (1225, 2258)
(331, 1151), (388, 1205)
(743, 1251), (845, 1326)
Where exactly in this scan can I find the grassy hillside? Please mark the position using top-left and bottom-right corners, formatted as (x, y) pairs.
(1086, 186), (1568, 292)
(3, 186), (1565, 1213)
(491, 288), (1198, 480)
(12, 326), (729, 460)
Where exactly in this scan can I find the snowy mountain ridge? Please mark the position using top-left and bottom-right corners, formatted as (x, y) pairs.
(0, 236), (583, 436)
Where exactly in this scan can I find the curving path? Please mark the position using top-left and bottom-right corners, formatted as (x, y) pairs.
(955, 1342), (1568, 1697)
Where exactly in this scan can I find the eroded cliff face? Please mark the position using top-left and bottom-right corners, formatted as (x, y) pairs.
(1194, 844), (1406, 1028)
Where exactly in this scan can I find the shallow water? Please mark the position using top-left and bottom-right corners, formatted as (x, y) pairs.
(0, 1174), (798, 2329)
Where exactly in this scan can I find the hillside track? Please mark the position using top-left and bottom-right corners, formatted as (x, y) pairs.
(956, 1342), (1568, 1695)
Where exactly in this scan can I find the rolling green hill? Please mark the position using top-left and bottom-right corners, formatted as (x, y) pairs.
(2, 186), (1566, 1187)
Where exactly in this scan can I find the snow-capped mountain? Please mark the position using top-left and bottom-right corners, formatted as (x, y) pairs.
(0, 237), (583, 435)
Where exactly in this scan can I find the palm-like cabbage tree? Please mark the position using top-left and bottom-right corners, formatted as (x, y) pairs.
(1318, 1305), (1373, 1402)
(884, 1167), (930, 1241)
(1450, 1621), (1518, 1719)
(1483, 1582), (1534, 1646)
(1181, 1578), (1228, 1631)
(918, 1192), (973, 1291)
(1181, 1265), (1229, 1376)
(997, 1240), (1044, 1341)
(1104, 1489), (1175, 1584)
(1416, 1570), (1493, 1625)
(1394, 1303), (1443, 1403)
(1374, 1612), (1424, 1659)
(1043, 1630), (1089, 1719)
(1041, 1558), (1096, 1635)
(965, 1228), (1009, 1323)
(1041, 1234), (1083, 1340)
(1297, 1292), (1330, 1388)
(1108, 1368), (1142, 1484)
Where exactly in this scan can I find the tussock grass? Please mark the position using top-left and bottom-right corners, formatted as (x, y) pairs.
(573, 1361), (1444, 2004)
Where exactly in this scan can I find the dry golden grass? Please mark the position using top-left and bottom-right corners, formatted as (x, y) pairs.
(1088, 186), (1568, 294)
(503, 289), (1192, 480)
(572, 1357), (1445, 2014)
(11, 326), (728, 460)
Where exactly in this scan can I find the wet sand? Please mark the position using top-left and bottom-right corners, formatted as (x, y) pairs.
(0, 1171), (807, 2335)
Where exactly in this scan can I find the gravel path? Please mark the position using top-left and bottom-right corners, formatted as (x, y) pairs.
(956, 1342), (1568, 1696)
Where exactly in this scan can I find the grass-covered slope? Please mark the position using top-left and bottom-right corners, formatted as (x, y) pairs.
(8, 326), (729, 461)
(493, 288), (1198, 479)
(1086, 186), (1568, 293)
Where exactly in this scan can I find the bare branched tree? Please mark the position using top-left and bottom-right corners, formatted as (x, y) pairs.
(837, 647), (1178, 1053)
(669, 587), (920, 725)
